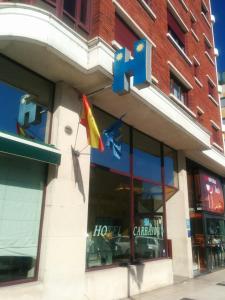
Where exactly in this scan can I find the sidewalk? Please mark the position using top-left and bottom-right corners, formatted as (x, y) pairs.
(125, 270), (225, 300)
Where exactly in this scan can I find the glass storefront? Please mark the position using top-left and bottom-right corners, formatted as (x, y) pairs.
(86, 108), (178, 269)
(187, 160), (225, 275)
(0, 55), (53, 145)
(0, 56), (54, 284)
(0, 81), (48, 142)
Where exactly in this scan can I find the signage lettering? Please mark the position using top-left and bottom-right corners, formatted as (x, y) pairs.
(93, 225), (121, 237)
(133, 226), (161, 237)
(18, 94), (42, 128)
(112, 39), (151, 95)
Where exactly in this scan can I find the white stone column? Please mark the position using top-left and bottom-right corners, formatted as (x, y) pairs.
(166, 151), (193, 279)
(39, 81), (90, 300)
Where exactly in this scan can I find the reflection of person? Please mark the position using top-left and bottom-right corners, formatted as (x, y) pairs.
(208, 235), (222, 268)
(98, 232), (113, 265)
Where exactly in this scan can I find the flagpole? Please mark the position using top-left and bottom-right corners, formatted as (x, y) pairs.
(73, 98), (83, 151)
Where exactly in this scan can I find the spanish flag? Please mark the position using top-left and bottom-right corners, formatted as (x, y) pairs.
(16, 122), (34, 139)
(80, 95), (104, 152)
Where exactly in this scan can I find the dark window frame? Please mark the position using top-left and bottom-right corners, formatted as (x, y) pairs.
(211, 125), (220, 146)
(194, 61), (200, 79)
(167, 10), (186, 51)
(208, 81), (215, 98)
(170, 73), (189, 106)
(0, 0), (92, 34)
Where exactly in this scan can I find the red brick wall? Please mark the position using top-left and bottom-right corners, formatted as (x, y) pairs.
(90, 0), (223, 150)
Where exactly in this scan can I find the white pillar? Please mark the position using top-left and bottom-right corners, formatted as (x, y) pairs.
(39, 82), (90, 300)
(166, 151), (193, 279)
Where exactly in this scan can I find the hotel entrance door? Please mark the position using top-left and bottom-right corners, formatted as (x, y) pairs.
(204, 215), (225, 271)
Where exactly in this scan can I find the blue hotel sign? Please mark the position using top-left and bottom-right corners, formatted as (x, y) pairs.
(112, 39), (151, 95)
(18, 95), (42, 128)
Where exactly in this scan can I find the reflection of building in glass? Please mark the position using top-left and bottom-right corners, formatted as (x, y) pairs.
(0, 1), (224, 300)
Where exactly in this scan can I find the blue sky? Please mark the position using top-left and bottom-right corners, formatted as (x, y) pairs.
(211, 1), (225, 73)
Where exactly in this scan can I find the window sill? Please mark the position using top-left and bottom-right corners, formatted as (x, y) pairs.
(210, 120), (220, 130)
(138, 0), (156, 21)
(201, 12), (211, 28)
(205, 51), (215, 66)
(191, 29), (199, 42)
(111, 40), (159, 85)
(196, 106), (205, 115)
(208, 94), (219, 106)
(212, 142), (223, 152)
(206, 74), (216, 87)
(167, 33), (192, 66)
(194, 77), (203, 88)
(179, 0), (189, 12)
(86, 257), (171, 272)
(169, 93), (196, 118)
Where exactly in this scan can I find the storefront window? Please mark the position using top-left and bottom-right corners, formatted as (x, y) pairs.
(133, 130), (161, 183)
(0, 81), (48, 142)
(0, 55), (53, 145)
(133, 130), (165, 260)
(87, 166), (130, 267)
(0, 154), (46, 283)
(164, 145), (178, 200)
(86, 109), (178, 268)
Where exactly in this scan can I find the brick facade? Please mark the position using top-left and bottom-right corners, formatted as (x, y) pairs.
(90, 0), (223, 149)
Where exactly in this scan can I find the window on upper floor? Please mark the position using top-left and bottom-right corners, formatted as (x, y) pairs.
(201, 1), (209, 19)
(115, 14), (140, 53)
(143, 0), (151, 5)
(204, 38), (213, 57)
(35, 0), (91, 33)
(208, 81), (215, 98)
(63, 0), (90, 31)
(194, 61), (200, 79)
(170, 73), (188, 105)
(167, 10), (186, 51)
(190, 14), (197, 32)
(211, 125), (220, 146)
(197, 110), (204, 123)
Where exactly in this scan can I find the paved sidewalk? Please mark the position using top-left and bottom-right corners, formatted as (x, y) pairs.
(126, 270), (225, 300)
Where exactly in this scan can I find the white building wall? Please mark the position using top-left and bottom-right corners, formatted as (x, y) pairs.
(85, 259), (173, 300)
(166, 151), (193, 279)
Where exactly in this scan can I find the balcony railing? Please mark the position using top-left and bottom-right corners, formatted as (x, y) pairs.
(0, 0), (91, 34)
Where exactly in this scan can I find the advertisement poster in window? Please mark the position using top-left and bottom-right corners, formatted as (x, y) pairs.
(199, 171), (224, 214)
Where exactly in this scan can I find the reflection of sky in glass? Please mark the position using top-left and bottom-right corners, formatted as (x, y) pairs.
(91, 121), (176, 188)
(141, 181), (162, 201)
(164, 156), (174, 186)
(134, 148), (161, 183)
(91, 137), (130, 174)
(0, 81), (47, 142)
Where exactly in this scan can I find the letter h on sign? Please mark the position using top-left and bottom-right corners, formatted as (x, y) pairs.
(112, 39), (152, 95)
(18, 95), (42, 128)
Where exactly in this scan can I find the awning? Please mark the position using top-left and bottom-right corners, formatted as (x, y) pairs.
(0, 131), (61, 165)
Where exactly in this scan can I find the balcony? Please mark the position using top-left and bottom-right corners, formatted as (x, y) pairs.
(0, 0), (91, 35)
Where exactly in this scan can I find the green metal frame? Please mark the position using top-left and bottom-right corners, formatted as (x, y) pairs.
(0, 131), (61, 165)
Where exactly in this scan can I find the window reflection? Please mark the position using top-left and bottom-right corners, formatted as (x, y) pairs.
(133, 130), (161, 183)
(86, 166), (130, 268)
(0, 81), (48, 143)
(86, 109), (178, 268)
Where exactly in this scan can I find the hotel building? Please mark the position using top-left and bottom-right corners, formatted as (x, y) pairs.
(0, 0), (224, 299)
